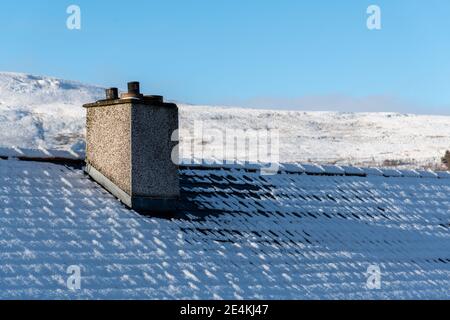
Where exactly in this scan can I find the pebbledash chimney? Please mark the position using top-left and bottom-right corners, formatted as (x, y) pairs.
(83, 82), (179, 213)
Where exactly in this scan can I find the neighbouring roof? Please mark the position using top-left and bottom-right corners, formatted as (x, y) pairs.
(0, 148), (450, 299)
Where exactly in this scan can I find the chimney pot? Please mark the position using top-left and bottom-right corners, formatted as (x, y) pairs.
(105, 88), (119, 100)
(128, 82), (140, 95)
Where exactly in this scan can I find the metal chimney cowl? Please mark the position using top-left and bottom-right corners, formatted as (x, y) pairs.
(83, 82), (179, 214)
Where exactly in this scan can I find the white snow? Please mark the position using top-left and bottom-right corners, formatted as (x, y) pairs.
(0, 72), (103, 152)
(1, 71), (450, 169)
(180, 106), (450, 169)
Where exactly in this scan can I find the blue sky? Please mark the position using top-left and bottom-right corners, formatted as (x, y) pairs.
(0, 0), (449, 113)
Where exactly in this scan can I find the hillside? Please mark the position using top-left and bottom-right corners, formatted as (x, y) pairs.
(1, 72), (450, 169)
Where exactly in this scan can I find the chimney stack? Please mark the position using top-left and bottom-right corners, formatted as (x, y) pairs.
(83, 82), (179, 214)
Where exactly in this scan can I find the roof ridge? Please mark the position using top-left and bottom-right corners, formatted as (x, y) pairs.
(0, 146), (84, 162)
(1, 149), (448, 180)
(179, 158), (450, 180)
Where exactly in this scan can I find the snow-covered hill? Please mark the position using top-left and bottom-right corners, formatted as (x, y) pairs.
(1, 72), (450, 169)
(0, 72), (103, 153)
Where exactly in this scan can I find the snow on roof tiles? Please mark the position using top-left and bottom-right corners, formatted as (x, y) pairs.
(437, 171), (450, 179)
(321, 165), (345, 175)
(280, 163), (305, 173)
(398, 169), (421, 178)
(341, 165), (365, 176)
(417, 170), (439, 179)
(301, 164), (325, 174)
(1, 149), (450, 299)
(0, 147), (83, 161)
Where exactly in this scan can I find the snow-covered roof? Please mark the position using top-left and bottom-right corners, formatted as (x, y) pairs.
(0, 146), (84, 161)
(1, 148), (450, 299)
